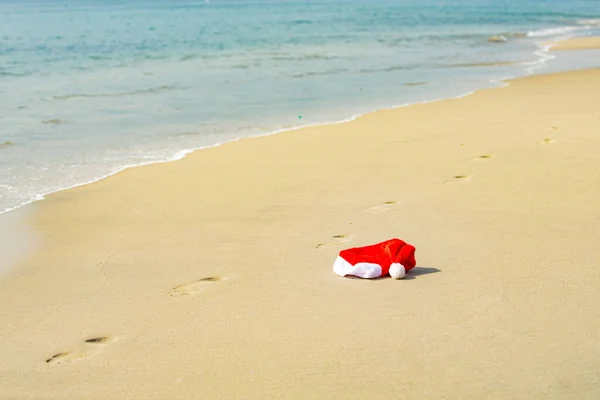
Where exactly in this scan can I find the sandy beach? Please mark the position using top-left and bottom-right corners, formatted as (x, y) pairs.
(549, 36), (600, 51)
(1, 67), (600, 399)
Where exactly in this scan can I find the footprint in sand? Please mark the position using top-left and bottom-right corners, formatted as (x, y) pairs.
(46, 336), (112, 365)
(316, 234), (352, 249)
(45, 352), (71, 364)
(366, 201), (397, 213)
(445, 175), (472, 185)
(84, 336), (111, 344)
(168, 276), (224, 297)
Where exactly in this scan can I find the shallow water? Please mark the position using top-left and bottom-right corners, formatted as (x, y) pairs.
(0, 206), (38, 273)
(1, 0), (600, 213)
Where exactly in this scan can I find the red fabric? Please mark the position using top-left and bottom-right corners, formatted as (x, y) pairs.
(339, 238), (417, 276)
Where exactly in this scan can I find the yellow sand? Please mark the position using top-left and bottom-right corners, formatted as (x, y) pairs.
(550, 36), (600, 50)
(1, 69), (600, 399)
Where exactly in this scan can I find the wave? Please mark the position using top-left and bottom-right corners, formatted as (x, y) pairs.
(359, 65), (415, 73)
(360, 61), (517, 74)
(294, 58), (522, 78)
(53, 85), (184, 100)
(527, 25), (591, 38)
(180, 54), (197, 61)
(292, 68), (348, 78)
(450, 61), (516, 68)
(0, 70), (30, 77)
(384, 33), (490, 46)
(269, 53), (334, 62)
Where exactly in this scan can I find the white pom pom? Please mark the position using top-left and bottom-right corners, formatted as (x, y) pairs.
(389, 263), (406, 279)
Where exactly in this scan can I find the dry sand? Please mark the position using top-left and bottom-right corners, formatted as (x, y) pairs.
(550, 36), (600, 51)
(1, 69), (600, 399)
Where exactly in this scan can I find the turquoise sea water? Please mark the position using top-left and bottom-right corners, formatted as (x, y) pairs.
(1, 0), (600, 214)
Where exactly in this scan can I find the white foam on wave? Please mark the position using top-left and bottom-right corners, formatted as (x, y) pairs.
(0, 144), (219, 216)
(520, 44), (556, 74)
(527, 25), (591, 38)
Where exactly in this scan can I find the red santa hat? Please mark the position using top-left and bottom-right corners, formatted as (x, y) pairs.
(333, 238), (416, 279)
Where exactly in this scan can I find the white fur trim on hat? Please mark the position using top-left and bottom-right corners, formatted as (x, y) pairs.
(333, 256), (382, 279)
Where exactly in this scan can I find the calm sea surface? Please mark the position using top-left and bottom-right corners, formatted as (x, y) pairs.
(1, 0), (600, 213)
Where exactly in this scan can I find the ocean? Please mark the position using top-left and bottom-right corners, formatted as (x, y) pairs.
(1, 0), (600, 214)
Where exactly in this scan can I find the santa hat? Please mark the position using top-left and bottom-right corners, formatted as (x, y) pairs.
(333, 238), (416, 279)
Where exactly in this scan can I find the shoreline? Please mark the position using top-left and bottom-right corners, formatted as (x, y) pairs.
(1, 66), (600, 398)
(0, 84), (494, 216)
(0, 38), (566, 217)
